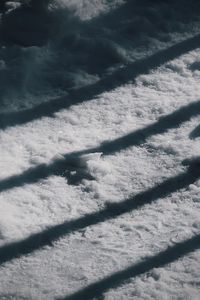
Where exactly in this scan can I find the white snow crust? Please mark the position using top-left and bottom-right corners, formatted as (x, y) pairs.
(0, 0), (200, 299)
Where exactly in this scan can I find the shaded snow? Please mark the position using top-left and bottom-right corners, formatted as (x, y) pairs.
(0, 0), (200, 299)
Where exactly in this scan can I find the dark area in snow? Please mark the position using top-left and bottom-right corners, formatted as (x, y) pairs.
(1, 6), (54, 46)
(0, 0), (199, 113)
(0, 99), (199, 194)
(0, 159), (199, 268)
(190, 124), (200, 139)
(60, 234), (200, 300)
(0, 33), (199, 130)
(0, 2), (199, 298)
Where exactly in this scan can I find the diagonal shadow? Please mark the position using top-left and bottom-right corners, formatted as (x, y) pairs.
(0, 155), (95, 192)
(0, 100), (199, 193)
(1, 0), (200, 114)
(189, 124), (200, 139)
(0, 161), (199, 266)
(59, 233), (200, 300)
(0, 33), (200, 130)
(97, 99), (200, 154)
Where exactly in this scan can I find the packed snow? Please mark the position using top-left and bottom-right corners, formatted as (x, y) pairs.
(0, 0), (200, 299)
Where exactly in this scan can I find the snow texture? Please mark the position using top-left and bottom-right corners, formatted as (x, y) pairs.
(0, 0), (200, 299)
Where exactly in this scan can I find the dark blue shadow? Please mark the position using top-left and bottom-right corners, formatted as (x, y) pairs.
(189, 124), (200, 139)
(0, 33), (199, 130)
(0, 0), (200, 128)
(0, 161), (199, 266)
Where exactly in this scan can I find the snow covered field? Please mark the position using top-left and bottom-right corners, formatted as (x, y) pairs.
(0, 0), (200, 299)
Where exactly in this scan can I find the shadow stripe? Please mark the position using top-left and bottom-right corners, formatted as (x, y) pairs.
(0, 163), (199, 265)
(0, 33), (199, 129)
(0, 100), (199, 193)
(59, 233), (200, 300)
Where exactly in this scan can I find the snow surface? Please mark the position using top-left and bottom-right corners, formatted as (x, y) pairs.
(0, 0), (200, 299)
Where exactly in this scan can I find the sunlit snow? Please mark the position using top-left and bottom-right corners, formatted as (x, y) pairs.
(0, 0), (200, 299)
